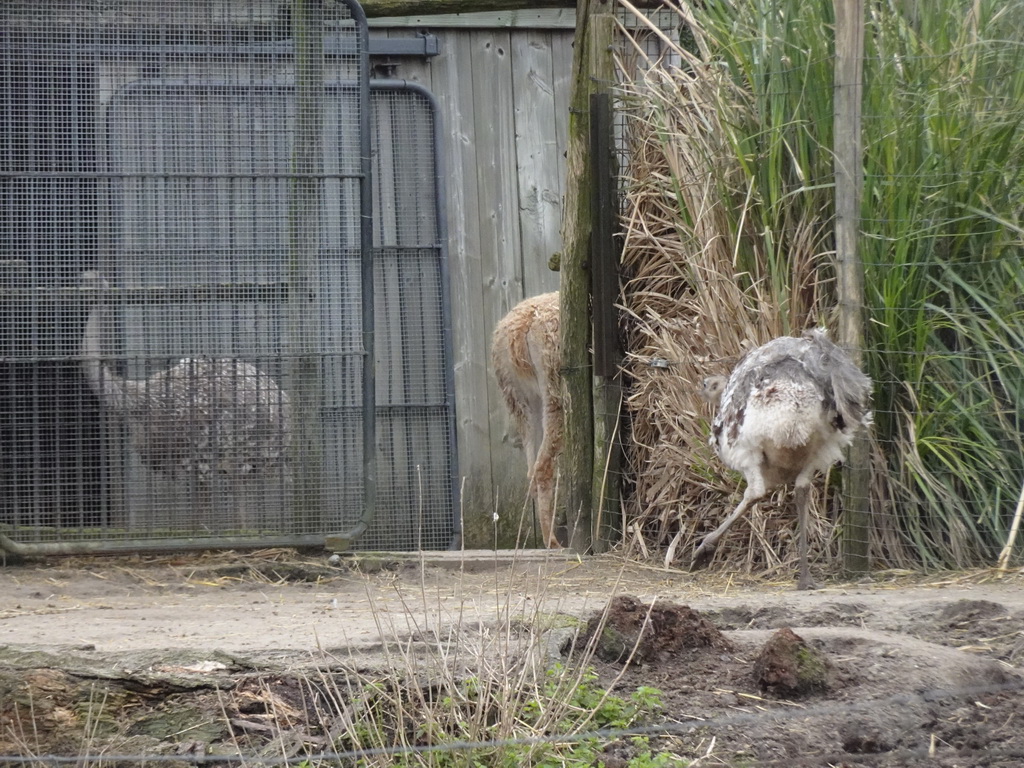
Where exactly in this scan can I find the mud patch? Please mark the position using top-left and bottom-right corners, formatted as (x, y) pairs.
(909, 598), (1024, 662)
(574, 595), (731, 664)
(707, 600), (871, 630)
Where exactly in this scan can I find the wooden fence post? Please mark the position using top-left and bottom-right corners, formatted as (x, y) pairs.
(560, 1), (615, 552)
(834, 0), (870, 577)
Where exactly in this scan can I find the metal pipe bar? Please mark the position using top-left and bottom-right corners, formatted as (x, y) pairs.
(356, 0), (378, 545)
(0, 172), (364, 179)
(0, 531), (330, 558)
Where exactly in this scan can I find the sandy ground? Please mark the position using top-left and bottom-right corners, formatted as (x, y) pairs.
(2, 549), (1022, 657)
(3, 550), (1024, 766)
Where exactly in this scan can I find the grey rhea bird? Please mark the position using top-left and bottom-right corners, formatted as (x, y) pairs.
(693, 329), (872, 589)
(79, 271), (292, 526)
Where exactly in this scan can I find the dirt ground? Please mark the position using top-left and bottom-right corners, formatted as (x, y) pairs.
(1, 548), (1023, 766)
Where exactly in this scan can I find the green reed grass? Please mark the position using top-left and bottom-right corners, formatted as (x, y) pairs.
(623, 0), (1024, 567)
(860, 0), (1024, 565)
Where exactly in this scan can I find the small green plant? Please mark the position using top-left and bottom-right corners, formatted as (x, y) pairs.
(627, 737), (687, 768)
(320, 663), (669, 768)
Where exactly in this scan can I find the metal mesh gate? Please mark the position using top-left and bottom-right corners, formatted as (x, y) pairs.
(0, 1), (457, 555)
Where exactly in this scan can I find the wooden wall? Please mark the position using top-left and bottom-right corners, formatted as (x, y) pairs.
(369, 12), (574, 547)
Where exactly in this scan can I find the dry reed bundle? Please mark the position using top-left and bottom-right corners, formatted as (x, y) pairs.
(613, 14), (840, 577)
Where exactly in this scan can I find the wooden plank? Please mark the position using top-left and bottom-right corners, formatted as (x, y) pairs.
(369, 96), (415, 549)
(372, 95), (401, 244)
(469, 28), (541, 547)
(361, 0), (575, 18)
(288, 0), (326, 530)
(551, 30), (574, 206)
(360, 0), (660, 16)
(393, 98), (450, 548)
(511, 29), (562, 297)
(429, 31), (494, 547)
(332, 548), (580, 566)
(470, 28), (523, 353)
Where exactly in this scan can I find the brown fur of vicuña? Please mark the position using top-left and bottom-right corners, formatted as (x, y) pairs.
(491, 292), (563, 548)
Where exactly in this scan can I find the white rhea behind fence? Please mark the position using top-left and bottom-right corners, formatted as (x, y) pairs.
(491, 292), (563, 549)
(690, 329), (873, 589)
(79, 271), (293, 530)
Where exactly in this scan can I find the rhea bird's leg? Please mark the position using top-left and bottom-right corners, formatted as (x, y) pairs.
(691, 481), (766, 570)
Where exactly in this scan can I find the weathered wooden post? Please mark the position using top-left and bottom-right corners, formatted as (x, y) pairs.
(560, 1), (616, 552)
(833, 0), (870, 576)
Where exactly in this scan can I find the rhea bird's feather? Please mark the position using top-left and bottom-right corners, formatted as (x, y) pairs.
(711, 329), (872, 487)
(79, 271), (292, 480)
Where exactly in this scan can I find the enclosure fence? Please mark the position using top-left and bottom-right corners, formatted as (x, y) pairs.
(0, 0), (457, 555)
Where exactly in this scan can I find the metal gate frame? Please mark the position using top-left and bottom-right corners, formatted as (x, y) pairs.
(332, 79), (461, 553)
(0, 1), (459, 557)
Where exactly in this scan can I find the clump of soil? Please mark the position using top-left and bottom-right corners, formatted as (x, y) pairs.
(839, 721), (895, 755)
(752, 627), (831, 697)
(573, 595), (731, 665)
(937, 599), (1008, 624)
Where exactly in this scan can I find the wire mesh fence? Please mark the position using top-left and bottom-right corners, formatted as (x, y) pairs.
(0, 1), (456, 555)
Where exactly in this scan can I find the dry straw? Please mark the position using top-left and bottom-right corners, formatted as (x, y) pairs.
(612, 6), (906, 577)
